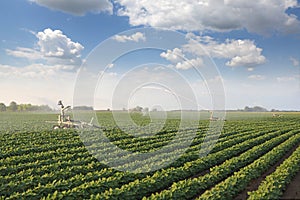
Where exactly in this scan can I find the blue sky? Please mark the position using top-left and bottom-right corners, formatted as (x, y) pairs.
(0, 0), (300, 110)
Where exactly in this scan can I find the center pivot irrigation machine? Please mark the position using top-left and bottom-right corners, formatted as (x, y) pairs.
(47, 100), (100, 130)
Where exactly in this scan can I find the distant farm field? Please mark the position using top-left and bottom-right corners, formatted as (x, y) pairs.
(0, 112), (300, 199)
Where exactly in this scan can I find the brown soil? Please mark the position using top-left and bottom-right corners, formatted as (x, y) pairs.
(281, 170), (300, 200)
(189, 169), (210, 179)
(234, 143), (300, 200)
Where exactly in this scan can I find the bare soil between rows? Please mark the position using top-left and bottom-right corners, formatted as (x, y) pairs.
(234, 143), (300, 200)
(281, 169), (300, 200)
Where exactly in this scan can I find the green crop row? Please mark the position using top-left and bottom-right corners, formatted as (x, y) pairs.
(91, 129), (290, 199)
(6, 126), (279, 199)
(146, 129), (299, 199)
(196, 131), (300, 200)
(85, 126), (278, 171)
(0, 126), (263, 198)
(1, 113), (299, 199)
(248, 144), (300, 200)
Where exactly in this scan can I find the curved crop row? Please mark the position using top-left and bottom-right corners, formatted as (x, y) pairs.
(14, 128), (282, 199)
(0, 126), (262, 194)
(248, 144), (300, 200)
(196, 131), (300, 200)
(146, 130), (299, 200)
(91, 129), (290, 199)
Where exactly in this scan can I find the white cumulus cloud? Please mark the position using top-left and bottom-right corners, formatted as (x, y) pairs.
(160, 34), (266, 69)
(29, 0), (113, 15)
(116, 0), (300, 35)
(175, 58), (204, 70)
(183, 34), (266, 68)
(113, 32), (146, 43)
(7, 28), (84, 66)
(160, 48), (185, 63)
(160, 47), (204, 70)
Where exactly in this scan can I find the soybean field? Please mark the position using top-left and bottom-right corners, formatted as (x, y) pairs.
(0, 112), (300, 199)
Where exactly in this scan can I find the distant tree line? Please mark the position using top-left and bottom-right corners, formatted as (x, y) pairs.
(0, 101), (52, 112)
(236, 106), (268, 112)
(73, 106), (94, 111)
(243, 106), (268, 112)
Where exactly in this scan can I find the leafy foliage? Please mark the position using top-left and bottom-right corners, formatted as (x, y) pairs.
(0, 112), (300, 199)
(248, 145), (300, 200)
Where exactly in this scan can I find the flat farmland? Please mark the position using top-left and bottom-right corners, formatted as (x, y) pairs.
(0, 112), (300, 199)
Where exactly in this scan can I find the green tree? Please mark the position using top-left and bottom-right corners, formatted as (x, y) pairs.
(0, 103), (6, 112)
(131, 106), (143, 112)
(26, 104), (32, 111)
(8, 101), (18, 112)
(18, 104), (25, 112)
